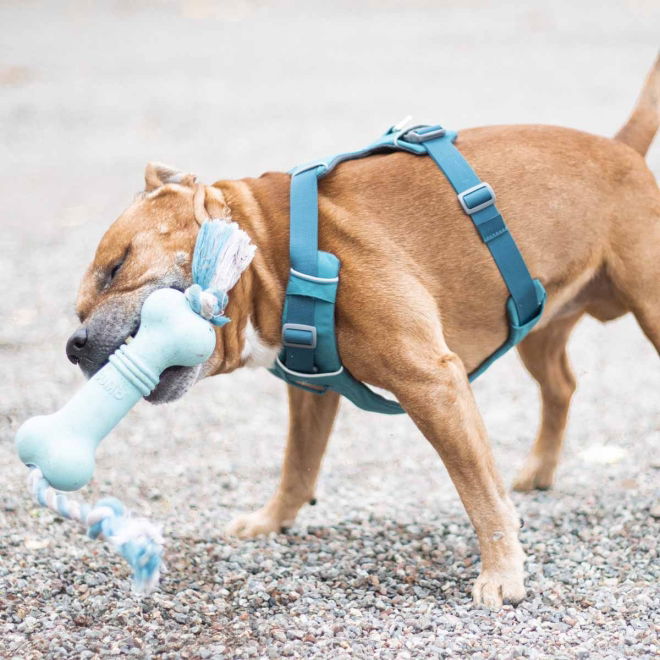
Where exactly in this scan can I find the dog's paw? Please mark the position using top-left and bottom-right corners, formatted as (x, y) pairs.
(472, 570), (526, 609)
(512, 456), (556, 492)
(226, 507), (293, 539)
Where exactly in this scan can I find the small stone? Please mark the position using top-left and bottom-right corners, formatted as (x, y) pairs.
(2, 497), (17, 512)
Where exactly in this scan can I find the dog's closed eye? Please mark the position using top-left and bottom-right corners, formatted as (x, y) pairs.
(104, 251), (128, 288)
(109, 261), (123, 280)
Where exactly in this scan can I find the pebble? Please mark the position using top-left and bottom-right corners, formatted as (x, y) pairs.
(2, 496), (656, 658)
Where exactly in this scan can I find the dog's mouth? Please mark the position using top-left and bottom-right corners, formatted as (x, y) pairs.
(102, 329), (202, 404)
(74, 282), (202, 405)
(144, 364), (201, 404)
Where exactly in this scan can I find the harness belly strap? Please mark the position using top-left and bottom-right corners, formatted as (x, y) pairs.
(270, 123), (546, 414)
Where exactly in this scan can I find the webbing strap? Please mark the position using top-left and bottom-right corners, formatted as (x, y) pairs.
(289, 169), (319, 276)
(283, 168), (320, 372)
(415, 129), (540, 324)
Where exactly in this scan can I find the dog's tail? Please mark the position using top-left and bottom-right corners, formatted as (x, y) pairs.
(614, 54), (660, 157)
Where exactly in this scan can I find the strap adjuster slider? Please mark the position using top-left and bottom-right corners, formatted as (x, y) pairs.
(402, 125), (446, 143)
(457, 182), (496, 215)
(282, 323), (317, 349)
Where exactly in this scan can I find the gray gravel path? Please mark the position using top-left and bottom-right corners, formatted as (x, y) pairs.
(1, 1), (659, 658)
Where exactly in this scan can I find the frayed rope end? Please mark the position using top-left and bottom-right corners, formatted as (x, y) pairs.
(88, 496), (164, 595)
(186, 219), (256, 325)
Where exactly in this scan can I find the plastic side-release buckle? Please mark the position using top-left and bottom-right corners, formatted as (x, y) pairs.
(282, 323), (317, 349)
(457, 182), (496, 215)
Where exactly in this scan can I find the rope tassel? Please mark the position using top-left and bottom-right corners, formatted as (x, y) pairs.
(184, 220), (257, 326)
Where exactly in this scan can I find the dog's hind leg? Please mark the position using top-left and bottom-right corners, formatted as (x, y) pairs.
(512, 312), (583, 492)
(612, 268), (660, 356)
(606, 174), (660, 354)
(610, 241), (660, 356)
(226, 386), (340, 538)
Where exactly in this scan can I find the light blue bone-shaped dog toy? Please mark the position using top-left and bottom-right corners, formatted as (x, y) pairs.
(15, 220), (255, 593)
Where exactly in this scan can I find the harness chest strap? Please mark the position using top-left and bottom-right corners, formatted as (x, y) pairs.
(270, 124), (546, 414)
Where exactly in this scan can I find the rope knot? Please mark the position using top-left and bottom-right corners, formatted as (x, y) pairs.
(86, 496), (125, 539)
(184, 283), (230, 326)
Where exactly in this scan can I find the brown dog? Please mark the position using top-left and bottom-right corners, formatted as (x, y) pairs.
(69, 58), (659, 608)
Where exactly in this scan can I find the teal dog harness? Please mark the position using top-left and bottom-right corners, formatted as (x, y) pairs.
(270, 123), (546, 414)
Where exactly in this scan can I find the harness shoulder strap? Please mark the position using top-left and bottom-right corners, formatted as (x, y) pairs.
(280, 168), (320, 373)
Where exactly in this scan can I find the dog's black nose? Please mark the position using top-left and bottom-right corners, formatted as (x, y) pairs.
(66, 326), (89, 364)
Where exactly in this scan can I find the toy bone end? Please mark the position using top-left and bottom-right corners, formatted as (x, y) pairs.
(16, 415), (96, 492)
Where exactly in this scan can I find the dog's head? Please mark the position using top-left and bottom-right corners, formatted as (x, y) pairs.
(68, 162), (246, 403)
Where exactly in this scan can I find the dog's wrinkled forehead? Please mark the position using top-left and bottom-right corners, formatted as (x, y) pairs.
(76, 163), (201, 322)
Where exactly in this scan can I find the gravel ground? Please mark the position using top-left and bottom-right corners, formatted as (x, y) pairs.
(1, 1), (659, 658)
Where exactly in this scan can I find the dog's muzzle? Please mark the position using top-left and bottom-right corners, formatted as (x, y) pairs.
(66, 289), (200, 404)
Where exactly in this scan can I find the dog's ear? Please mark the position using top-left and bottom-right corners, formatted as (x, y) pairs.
(193, 184), (230, 225)
(144, 162), (197, 191)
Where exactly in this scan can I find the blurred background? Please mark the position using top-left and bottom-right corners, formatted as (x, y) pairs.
(1, 0), (657, 500)
(0, 1), (658, 656)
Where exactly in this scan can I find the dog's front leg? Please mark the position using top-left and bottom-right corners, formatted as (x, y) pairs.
(226, 385), (340, 538)
(392, 350), (526, 609)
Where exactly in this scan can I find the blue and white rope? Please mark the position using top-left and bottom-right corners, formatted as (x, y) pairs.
(28, 468), (164, 594)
